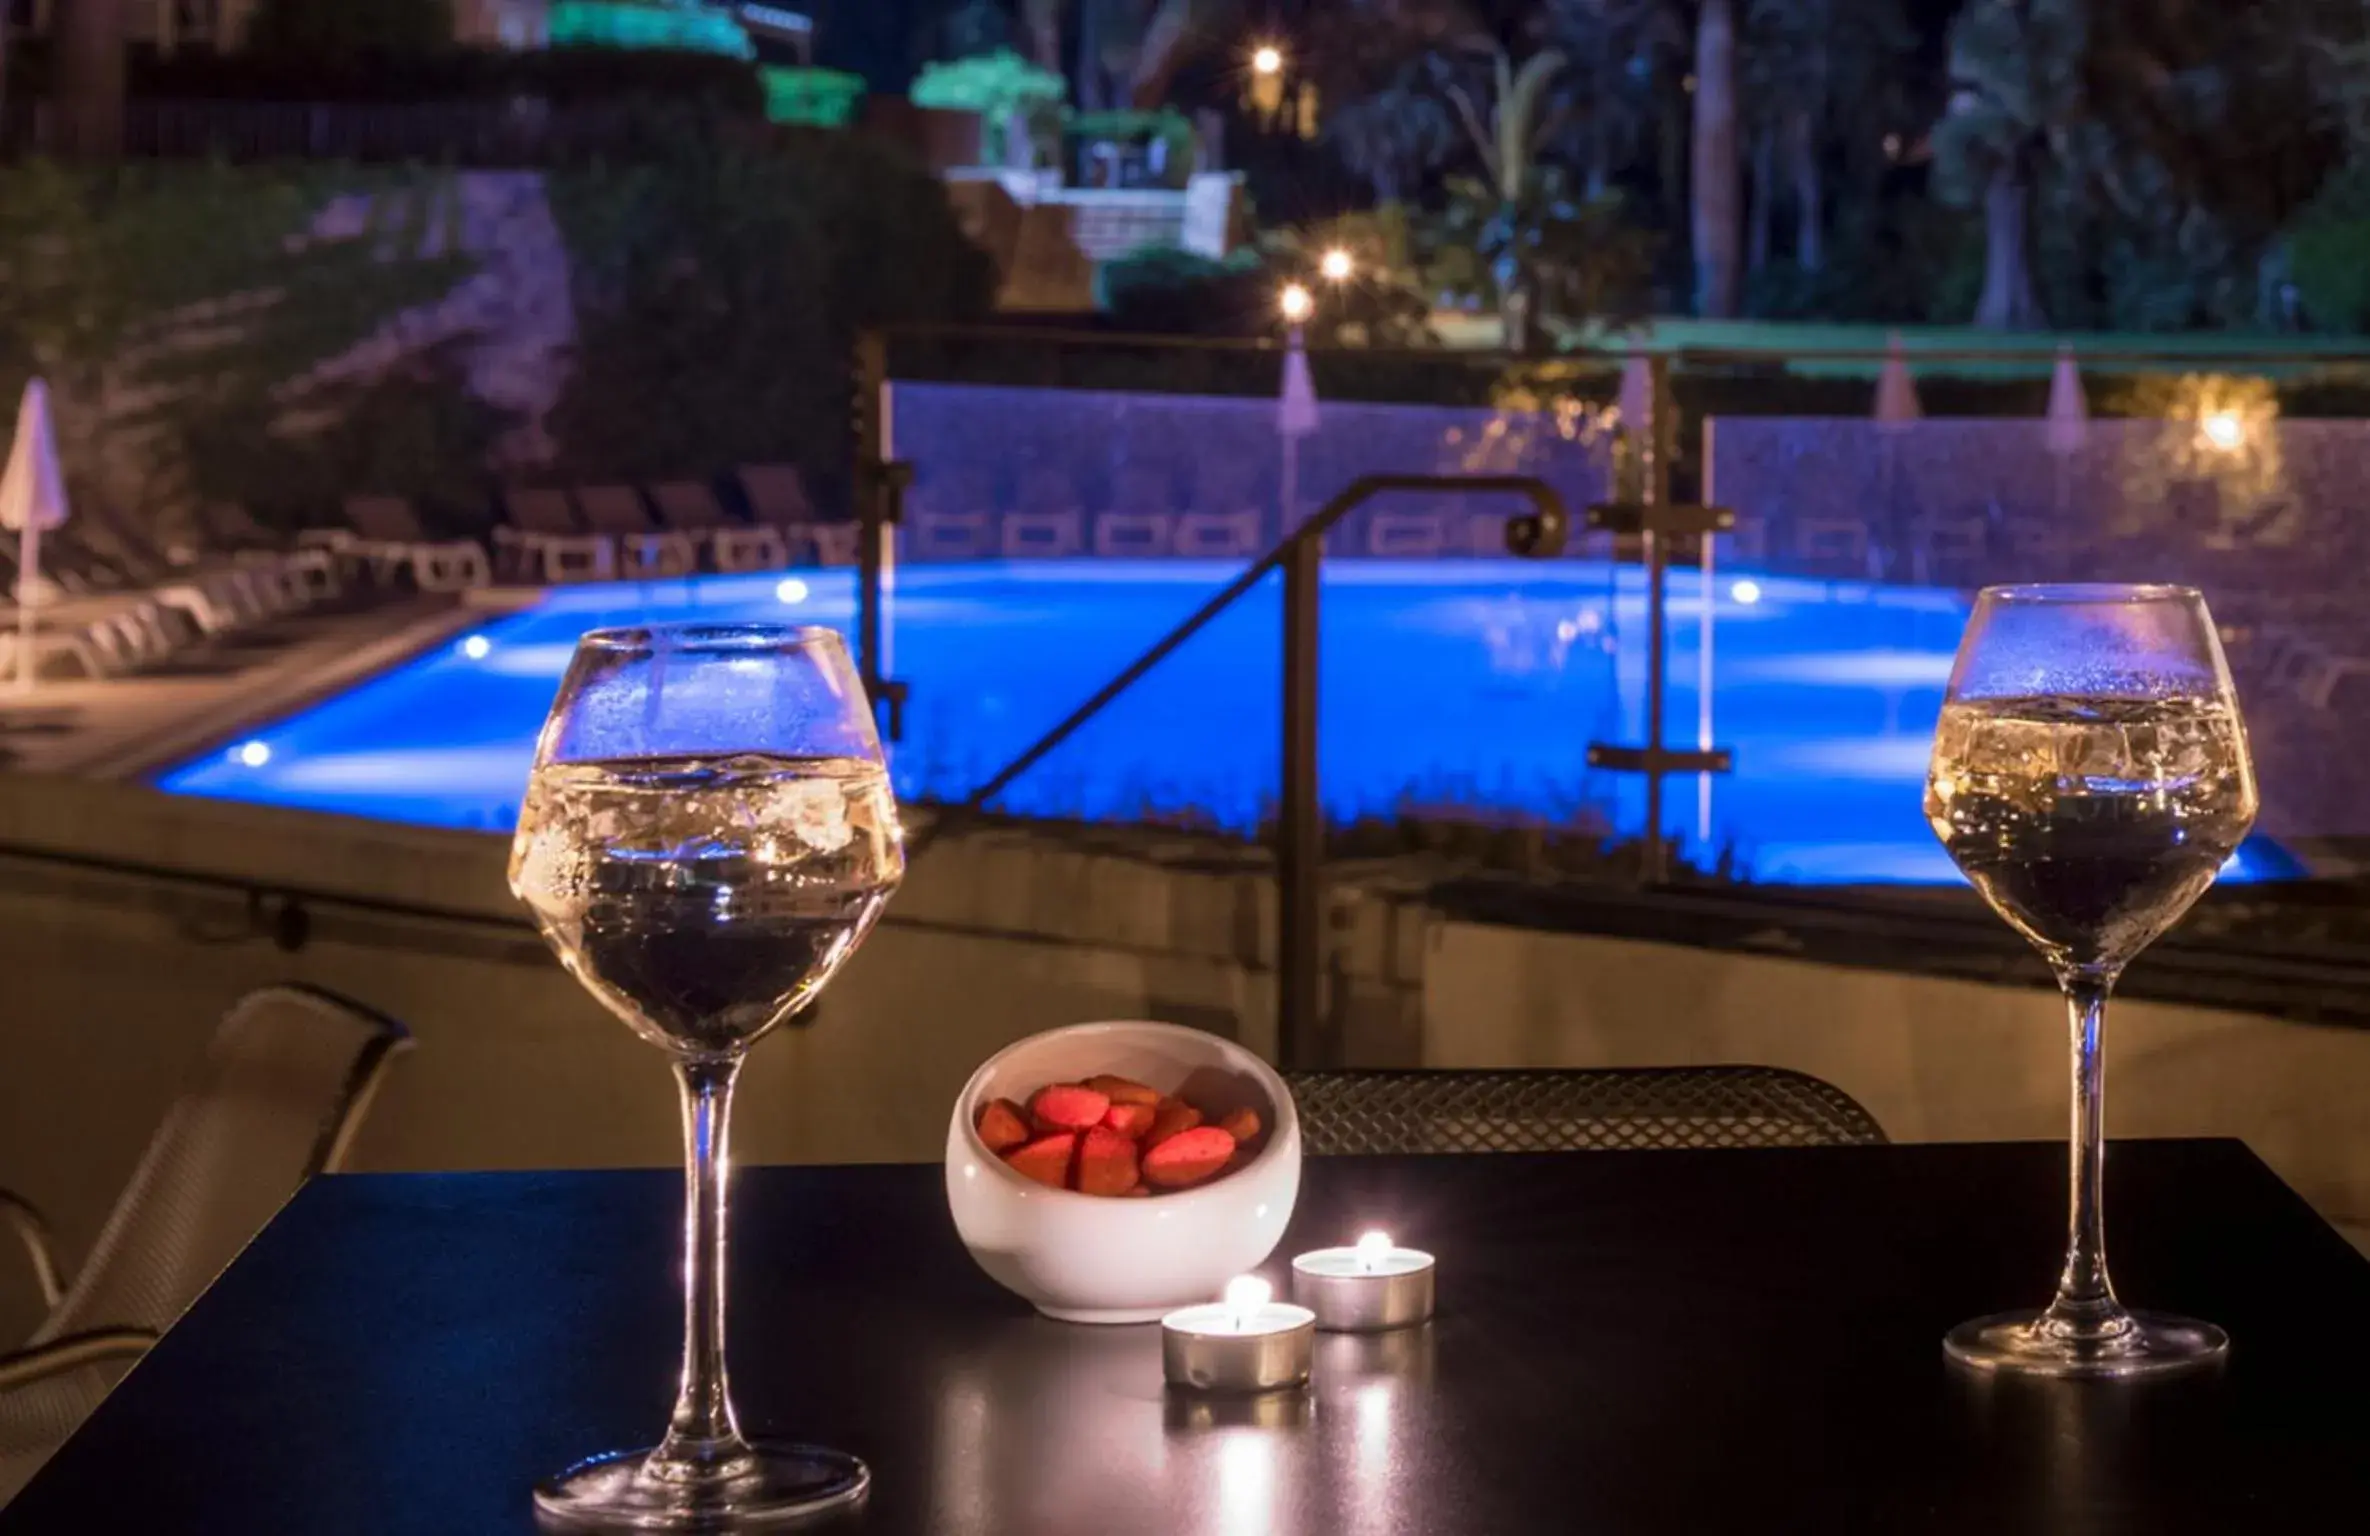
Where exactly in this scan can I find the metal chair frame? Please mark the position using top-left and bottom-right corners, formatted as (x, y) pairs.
(1284, 1066), (1888, 1156)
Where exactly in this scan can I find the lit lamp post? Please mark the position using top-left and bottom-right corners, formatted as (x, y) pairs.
(1249, 41), (1288, 123)
(1318, 247), (1353, 285)
(1278, 283), (1320, 539)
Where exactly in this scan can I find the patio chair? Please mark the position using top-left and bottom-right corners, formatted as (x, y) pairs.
(1908, 515), (1991, 586)
(0, 986), (411, 1503)
(335, 498), (491, 593)
(1790, 518), (1879, 579)
(1006, 469), (1083, 559)
(1367, 509), (1454, 559)
(68, 510), (269, 636)
(497, 489), (613, 585)
(810, 523), (862, 567)
(577, 486), (696, 581)
(910, 511), (996, 561)
(647, 482), (753, 573)
(1283, 1067), (1888, 1156)
(1092, 512), (1173, 557)
(1173, 510), (1263, 559)
(1002, 511), (1082, 559)
(734, 463), (825, 569)
(656, 482), (786, 574)
(0, 608), (125, 683)
(199, 504), (341, 603)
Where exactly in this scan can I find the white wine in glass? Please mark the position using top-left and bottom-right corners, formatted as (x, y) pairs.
(1926, 586), (2257, 1378)
(510, 627), (902, 1526)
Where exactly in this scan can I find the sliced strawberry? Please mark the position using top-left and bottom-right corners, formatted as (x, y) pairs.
(1102, 1101), (1156, 1139)
(1143, 1097), (1203, 1148)
(1002, 1132), (1076, 1189)
(1082, 1073), (1163, 1107)
(975, 1098), (1031, 1154)
(1075, 1126), (1141, 1196)
(1142, 1125), (1237, 1188)
(1028, 1083), (1112, 1133)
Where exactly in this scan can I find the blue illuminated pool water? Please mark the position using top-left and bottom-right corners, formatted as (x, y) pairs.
(158, 562), (2297, 885)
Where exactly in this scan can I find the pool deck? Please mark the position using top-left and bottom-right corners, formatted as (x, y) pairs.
(0, 596), (481, 779)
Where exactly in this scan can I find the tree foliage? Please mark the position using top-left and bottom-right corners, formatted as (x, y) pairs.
(544, 127), (996, 501)
(0, 160), (489, 538)
(246, 0), (459, 58)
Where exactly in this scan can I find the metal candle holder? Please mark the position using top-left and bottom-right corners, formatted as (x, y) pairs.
(1290, 1232), (1436, 1333)
(1161, 1277), (1315, 1394)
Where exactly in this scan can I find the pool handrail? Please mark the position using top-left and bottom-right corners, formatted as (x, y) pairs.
(907, 472), (1574, 1068)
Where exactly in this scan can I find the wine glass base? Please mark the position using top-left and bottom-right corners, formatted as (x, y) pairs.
(534, 1442), (869, 1530)
(1944, 1309), (2228, 1380)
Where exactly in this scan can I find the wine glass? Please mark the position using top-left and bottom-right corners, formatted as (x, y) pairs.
(1925, 585), (2257, 1378)
(509, 624), (903, 1525)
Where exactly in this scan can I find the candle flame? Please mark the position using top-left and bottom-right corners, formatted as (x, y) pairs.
(1355, 1231), (1393, 1272)
(1223, 1275), (1271, 1332)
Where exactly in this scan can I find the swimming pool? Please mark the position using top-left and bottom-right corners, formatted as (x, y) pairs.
(157, 562), (2297, 885)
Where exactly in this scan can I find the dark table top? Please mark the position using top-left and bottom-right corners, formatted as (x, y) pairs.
(8, 1140), (2370, 1534)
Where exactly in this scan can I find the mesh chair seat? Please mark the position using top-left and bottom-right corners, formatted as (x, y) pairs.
(1285, 1066), (1887, 1156)
(1, 987), (410, 1504)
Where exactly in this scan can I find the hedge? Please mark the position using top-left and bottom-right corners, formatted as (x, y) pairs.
(124, 44), (765, 114)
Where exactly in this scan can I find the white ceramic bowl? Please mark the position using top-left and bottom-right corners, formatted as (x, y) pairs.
(945, 1021), (1302, 1323)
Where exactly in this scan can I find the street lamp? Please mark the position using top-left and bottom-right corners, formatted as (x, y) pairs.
(1252, 43), (1285, 77)
(1279, 282), (1314, 324)
(1319, 248), (1354, 284)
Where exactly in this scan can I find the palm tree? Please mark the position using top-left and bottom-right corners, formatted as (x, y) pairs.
(1691, 0), (1740, 316)
(55, 0), (126, 160)
(1541, 0), (1678, 201)
(1932, 0), (2088, 331)
(1743, 0), (1917, 278)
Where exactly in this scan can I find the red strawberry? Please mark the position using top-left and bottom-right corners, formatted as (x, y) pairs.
(1082, 1074), (1163, 1107)
(1003, 1133), (1076, 1189)
(1028, 1083), (1112, 1134)
(1144, 1097), (1203, 1148)
(1102, 1102), (1156, 1139)
(1141, 1126), (1237, 1189)
(1075, 1126), (1141, 1196)
(975, 1098), (1031, 1154)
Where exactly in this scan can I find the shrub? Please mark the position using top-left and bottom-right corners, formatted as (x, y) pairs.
(1095, 245), (1272, 335)
(545, 126), (996, 503)
(130, 44), (765, 116)
(2288, 166), (2370, 333)
(0, 159), (494, 539)
(911, 48), (1065, 164)
(244, 0), (455, 58)
(761, 66), (864, 128)
(545, 1), (752, 58)
(1066, 108), (1195, 188)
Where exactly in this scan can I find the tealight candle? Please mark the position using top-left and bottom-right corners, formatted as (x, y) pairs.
(1161, 1276), (1316, 1394)
(1290, 1230), (1437, 1332)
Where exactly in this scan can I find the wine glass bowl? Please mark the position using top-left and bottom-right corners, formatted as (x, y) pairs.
(511, 624), (898, 1526)
(1926, 585), (2256, 1378)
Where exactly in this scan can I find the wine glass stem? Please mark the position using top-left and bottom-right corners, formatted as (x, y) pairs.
(2044, 972), (2128, 1339)
(652, 1054), (752, 1482)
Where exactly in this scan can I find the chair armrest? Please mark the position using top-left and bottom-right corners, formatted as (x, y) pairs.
(0, 1329), (158, 1392)
(0, 1188), (63, 1308)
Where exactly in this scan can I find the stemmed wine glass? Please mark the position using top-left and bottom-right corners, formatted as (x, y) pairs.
(509, 625), (903, 1525)
(1925, 585), (2257, 1378)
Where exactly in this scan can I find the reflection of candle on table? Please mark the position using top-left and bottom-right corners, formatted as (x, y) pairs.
(1291, 1231), (1437, 1332)
(1161, 1276), (1315, 1393)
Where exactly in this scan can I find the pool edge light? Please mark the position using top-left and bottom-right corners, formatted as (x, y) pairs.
(234, 740), (271, 768)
